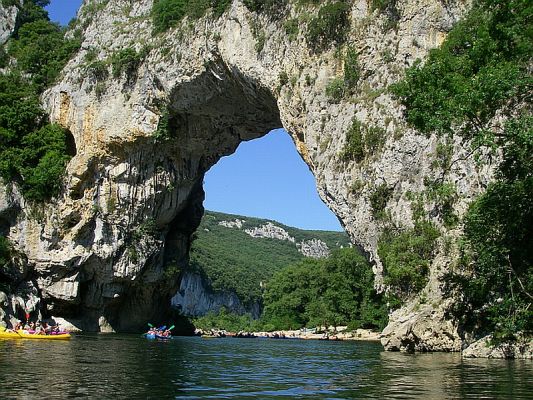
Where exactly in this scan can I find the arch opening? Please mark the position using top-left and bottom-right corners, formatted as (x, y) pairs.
(170, 127), (349, 322)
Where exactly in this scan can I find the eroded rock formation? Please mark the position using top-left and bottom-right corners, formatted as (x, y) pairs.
(0, 0), (497, 351)
(171, 272), (261, 319)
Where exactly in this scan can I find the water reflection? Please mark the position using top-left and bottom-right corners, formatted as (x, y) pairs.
(0, 335), (531, 399)
(368, 351), (533, 399)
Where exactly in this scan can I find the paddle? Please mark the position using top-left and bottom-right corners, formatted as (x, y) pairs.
(2, 325), (23, 337)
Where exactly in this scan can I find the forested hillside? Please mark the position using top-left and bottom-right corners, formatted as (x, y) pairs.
(188, 210), (351, 305)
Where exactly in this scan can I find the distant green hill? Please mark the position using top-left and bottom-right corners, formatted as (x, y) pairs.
(188, 211), (351, 305)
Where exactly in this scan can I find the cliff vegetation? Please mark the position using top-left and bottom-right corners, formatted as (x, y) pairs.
(0, 0), (79, 202)
(391, 0), (532, 342)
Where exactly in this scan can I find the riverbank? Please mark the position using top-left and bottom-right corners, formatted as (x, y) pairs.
(255, 328), (380, 341)
(196, 327), (381, 341)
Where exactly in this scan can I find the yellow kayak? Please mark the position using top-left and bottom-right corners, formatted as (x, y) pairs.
(0, 329), (71, 340)
(0, 330), (21, 339)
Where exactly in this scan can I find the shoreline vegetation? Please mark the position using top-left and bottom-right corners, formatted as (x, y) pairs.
(190, 248), (389, 336)
(194, 326), (381, 342)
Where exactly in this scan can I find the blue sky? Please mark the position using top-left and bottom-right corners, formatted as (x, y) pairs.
(45, 1), (343, 232)
(45, 0), (82, 25)
(204, 130), (342, 231)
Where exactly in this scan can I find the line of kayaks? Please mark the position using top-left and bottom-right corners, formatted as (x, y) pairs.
(0, 329), (71, 340)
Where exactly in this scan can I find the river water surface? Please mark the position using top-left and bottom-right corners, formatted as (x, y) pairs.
(0, 334), (531, 399)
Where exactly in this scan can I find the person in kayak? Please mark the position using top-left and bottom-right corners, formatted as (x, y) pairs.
(36, 321), (51, 335)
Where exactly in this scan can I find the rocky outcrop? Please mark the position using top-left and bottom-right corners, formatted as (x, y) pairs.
(0, 1), (18, 45)
(218, 219), (245, 229)
(245, 222), (295, 242)
(381, 304), (462, 352)
(297, 239), (330, 258)
(171, 272), (260, 318)
(0, 0), (498, 351)
(463, 336), (533, 359)
(223, 218), (334, 257)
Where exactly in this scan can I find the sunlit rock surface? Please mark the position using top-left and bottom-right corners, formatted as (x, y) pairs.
(0, 2), (17, 45)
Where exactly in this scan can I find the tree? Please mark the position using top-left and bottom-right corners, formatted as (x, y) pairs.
(0, 2), (78, 201)
(392, 0), (532, 340)
(262, 248), (388, 330)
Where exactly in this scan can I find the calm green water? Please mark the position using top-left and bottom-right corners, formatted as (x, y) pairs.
(0, 334), (531, 399)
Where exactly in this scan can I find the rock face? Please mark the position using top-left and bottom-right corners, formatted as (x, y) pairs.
(0, 0), (496, 350)
(227, 218), (333, 257)
(218, 219), (245, 229)
(245, 222), (295, 243)
(297, 239), (330, 259)
(171, 272), (260, 319)
(462, 336), (533, 359)
(0, 1), (18, 45)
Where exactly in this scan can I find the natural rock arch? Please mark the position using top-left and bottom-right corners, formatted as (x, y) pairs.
(42, 56), (287, 332)
(2, 0), (489, 351)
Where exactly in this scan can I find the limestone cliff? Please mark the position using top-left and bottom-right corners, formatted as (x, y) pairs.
(171, 272), (261, 319)
(0, 0), (496, 351)
(0, 1), (18, 45)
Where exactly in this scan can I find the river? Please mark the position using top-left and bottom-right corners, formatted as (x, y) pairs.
(0, 334), (531, 398)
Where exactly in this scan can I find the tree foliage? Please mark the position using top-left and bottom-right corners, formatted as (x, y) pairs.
(8, 19), (80, 90)
(262, 248), (388, 331)
(0, 2), (77, 202)
(0, 235), (12, 293)
(392, 0), (532, 339)
(193, 307), (262, 332)
(0, 236), (10, 267)
(189, 211), (350, 306)
(369, 183), (392, 219)
(445, 116), (533, 340)
(151, 0), (233, 34)
(243, 0), (287, 14)
(378, 221), (440, 301)
(340, 119), (386, 162)
(391, 0), (531, 140)
(306, 1), (350, 53)
(110, 47), (145, 81)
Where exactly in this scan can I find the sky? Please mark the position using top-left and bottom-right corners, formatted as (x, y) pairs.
(204, 130), (342, 231)
(44, 1), (344, 232)
(45, 0), (82, 25)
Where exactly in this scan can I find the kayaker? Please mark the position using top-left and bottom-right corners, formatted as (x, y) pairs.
(36, 321), (48, 335)
(42, 322), (51, 334)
